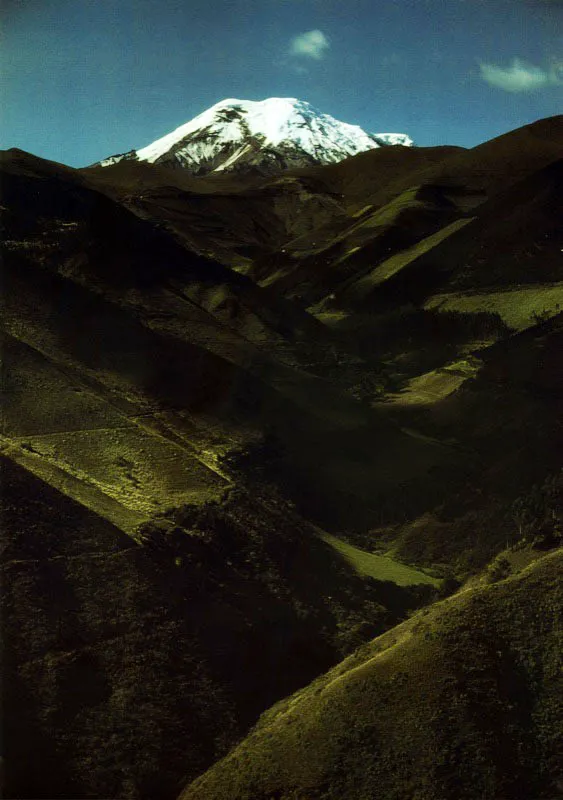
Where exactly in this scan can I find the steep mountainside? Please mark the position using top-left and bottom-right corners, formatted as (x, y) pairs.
(1, 114), (562, 800)
(249, 115), (563, 307)
(96, 98), (413, 175)
(0, 147), (440, 799)
(182, 548), (563, 800)
(2, 457), (437, 800)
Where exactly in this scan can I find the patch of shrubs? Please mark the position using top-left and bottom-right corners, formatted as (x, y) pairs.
(510, 470), (563, 549)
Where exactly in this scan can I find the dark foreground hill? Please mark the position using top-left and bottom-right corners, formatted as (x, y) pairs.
(1, 115), (562, 799)
(2, 457), (436, 800)
(181, 548), (563, 800)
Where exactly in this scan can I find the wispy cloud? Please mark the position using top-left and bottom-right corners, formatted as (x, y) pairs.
(478, 57), (562, 92)
(289, 30), (330, 61)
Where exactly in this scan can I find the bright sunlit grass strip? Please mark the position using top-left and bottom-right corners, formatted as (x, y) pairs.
(425, 282), (563, 330)
(317, 530), (440, 586)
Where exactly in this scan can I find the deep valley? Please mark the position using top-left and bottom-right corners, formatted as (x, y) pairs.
(1, 108), (562, 800)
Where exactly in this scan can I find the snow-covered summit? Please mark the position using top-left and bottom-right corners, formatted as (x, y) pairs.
(97, 98), (414, 175)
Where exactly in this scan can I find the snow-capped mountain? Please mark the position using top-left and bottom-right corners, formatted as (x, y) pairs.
(97, 98), (413, 175)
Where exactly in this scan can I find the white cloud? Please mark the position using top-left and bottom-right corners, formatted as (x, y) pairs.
(289, 30), (330, 60)
(478, 57), (562, 92)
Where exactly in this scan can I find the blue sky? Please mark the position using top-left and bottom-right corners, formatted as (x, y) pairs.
(2, 0), (562, 166)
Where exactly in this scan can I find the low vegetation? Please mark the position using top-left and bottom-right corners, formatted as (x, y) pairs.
(182, 548), (563, 800)
(1, 462), (435, 799)
(2, 120), (562, 800)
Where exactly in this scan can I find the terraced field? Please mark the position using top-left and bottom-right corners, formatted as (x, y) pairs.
(379, 356), (482, 407)
(1, 329), (229, 525)
(17, 426), (227, 515)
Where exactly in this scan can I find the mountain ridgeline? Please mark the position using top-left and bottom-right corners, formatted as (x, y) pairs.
(1, 103), (562, 800)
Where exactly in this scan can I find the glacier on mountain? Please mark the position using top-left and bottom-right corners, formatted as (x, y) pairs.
(97, 97), (413, 175)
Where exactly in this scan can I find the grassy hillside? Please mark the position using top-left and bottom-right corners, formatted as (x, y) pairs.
(2, 117), (562, 800)
(353, 314), (563, 575)
(2, 147), (463, 538)
(1, 459), (437, 800)
(181, 547), (563, 800)
(425, 283), (563, 331)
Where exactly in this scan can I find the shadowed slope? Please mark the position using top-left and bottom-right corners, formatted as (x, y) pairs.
(3, 117), (563, 800)
(2, 147), (457, 535)
(1, 460), (434, 800)
(369, 313), (563, 574)
(252, 116), (563, 306)
(181, 548), (563, 800)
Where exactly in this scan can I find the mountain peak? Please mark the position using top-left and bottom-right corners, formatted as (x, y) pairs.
(97, 97), (413, 175)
